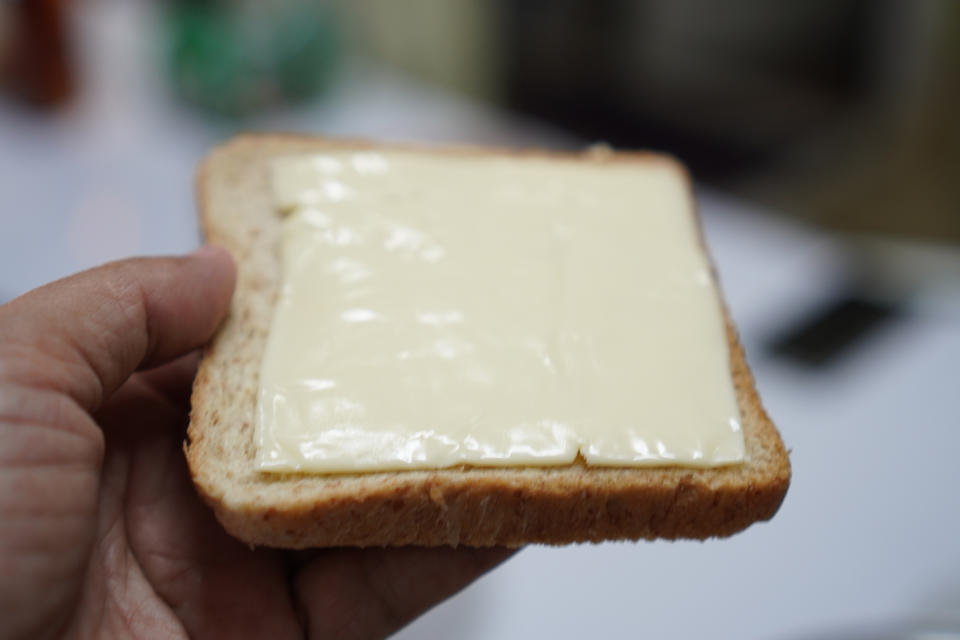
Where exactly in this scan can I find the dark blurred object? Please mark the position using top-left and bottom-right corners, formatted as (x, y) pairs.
(498, 0), (960, 243)
(768, 295), (903, 368)
(164, 0), (339, 118)
(730, 1), (960, 244)
(501, 0), (868, 181)
(0, 0), (74, 108)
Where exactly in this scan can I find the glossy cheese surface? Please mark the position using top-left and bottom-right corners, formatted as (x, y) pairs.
(256, 151), (745, 472)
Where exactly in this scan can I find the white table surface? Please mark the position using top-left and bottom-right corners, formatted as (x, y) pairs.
(2, 3), (959, 638)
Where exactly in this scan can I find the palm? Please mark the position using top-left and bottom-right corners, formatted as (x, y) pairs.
(81, 360), (302, 638)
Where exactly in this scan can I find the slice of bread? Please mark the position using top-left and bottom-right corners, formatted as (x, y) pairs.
(186, 134), (790, 548)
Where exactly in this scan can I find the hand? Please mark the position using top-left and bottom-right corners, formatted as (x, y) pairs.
(0, 247), (512, 640)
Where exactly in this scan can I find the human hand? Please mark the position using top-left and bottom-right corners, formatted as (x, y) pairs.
(0, 247), (512, 639)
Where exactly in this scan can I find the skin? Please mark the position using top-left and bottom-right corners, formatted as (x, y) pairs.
(0, 247), (513, 640)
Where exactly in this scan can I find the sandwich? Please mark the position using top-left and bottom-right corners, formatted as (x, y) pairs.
(186, 135), (790, 548)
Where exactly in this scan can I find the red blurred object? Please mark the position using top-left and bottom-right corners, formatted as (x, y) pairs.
(3, 0), (74, 108)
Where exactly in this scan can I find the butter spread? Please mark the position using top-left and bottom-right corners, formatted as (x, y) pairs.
(257, 150), (745, 473)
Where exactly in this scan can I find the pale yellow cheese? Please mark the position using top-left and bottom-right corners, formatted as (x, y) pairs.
(256, 150), (745, 473)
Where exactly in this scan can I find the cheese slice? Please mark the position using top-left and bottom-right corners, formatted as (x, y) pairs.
(256, 150), (745, 473)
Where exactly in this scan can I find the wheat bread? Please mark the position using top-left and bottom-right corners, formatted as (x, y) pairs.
(186, 134), (790, 548)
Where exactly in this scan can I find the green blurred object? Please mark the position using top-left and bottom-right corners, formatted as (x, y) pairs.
(165, 0), (339, 117)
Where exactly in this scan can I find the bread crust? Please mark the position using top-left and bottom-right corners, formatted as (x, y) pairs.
(186, 134), (790, 548)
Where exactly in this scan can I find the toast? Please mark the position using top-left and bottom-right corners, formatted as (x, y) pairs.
(186, 134), (790, 548)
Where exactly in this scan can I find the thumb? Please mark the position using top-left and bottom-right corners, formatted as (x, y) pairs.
(0, 246), (236, 413)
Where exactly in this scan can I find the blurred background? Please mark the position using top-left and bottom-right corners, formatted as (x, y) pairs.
(1, 1), (958, 638)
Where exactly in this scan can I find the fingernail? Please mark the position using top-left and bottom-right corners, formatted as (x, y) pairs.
(191, 244), (224, 259)
(190, 245), (236, 280)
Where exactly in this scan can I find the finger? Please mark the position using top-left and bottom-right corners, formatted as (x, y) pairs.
(294, 546), (517, 640)
(0, 246), (235, 413)
(132, 351), (203, 414)
(95, 356), (199, 442)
